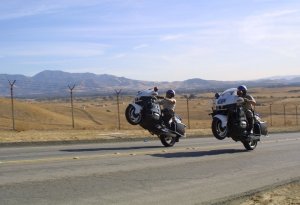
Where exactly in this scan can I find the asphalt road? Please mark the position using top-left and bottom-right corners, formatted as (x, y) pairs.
(0, 133), (299, 205)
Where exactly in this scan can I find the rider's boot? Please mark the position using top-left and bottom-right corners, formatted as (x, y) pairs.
(155, 123), (168, 132)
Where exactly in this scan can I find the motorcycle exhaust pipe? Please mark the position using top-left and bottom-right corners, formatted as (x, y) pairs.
(160, 132), (177, 138)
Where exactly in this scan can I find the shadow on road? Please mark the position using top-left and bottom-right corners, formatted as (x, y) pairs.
(150, 149), (247, 158)
(60, 145), (162, 152)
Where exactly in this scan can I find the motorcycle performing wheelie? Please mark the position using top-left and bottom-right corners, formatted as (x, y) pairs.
(125, 87), (186, 147)
(210, 86), (268, 150)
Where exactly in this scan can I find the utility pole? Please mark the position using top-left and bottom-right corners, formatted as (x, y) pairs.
(8, 80), (16, 131)
(68, 84), (76, 128)
(115, 89), (122, 130)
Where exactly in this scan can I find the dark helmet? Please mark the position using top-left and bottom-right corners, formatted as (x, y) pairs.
(237, 85), (247, 96)
(166, 89), (175, 98)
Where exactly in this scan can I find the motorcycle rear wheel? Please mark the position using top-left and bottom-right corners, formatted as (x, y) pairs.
(125, 105), (142, 125)
(160, 135), (176, 147)
(242, 139), (258, 150)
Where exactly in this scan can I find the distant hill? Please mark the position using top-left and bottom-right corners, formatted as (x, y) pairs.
(0, 70), (300, 98)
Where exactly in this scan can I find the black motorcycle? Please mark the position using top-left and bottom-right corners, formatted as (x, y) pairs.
(125, 88), (186, 147)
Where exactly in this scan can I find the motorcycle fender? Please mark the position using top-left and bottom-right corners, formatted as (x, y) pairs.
(213, 114), (227, 128)
(130, 103), (143, 115)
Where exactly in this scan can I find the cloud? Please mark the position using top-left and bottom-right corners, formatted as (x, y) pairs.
(262, 9), (298, 17)
(111, 53), (127, 59)
(0, 0), (101, 20)
(240, 9), (300, 42)
(239, 9), (300, 58)
(0, 2), (61, 20)
(160, 34), (185, 41)
(133, 44), (149, 50)
(0, 42), (107, 57)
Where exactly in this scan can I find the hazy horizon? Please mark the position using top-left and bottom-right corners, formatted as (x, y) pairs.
(1, 69), (300, 83)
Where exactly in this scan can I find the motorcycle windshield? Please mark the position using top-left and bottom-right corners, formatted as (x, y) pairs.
(220, 88), (237, 96)
(215, 88), (239, 107)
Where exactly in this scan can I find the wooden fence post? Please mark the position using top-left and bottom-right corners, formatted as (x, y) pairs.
(115, 89), (122, 130)
(296, 105), (298, 126)
(269, 104), (272, 127)
(283, 104), (286, 126)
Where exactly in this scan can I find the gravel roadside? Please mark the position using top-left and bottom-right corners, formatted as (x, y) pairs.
(214, 179), (300, 205)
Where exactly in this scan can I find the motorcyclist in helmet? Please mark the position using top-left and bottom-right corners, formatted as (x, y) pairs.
(157, 89), (176, 127)
(237, 85), (256, 135)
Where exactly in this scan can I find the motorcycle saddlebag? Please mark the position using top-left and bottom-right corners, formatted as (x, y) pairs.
(253, 121), (268, 136)
(260, 121), (268, 136)
(171, 122), (185, 136)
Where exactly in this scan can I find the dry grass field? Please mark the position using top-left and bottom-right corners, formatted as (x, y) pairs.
(1, 86), (300, 143)
(232, 180), (300, 205)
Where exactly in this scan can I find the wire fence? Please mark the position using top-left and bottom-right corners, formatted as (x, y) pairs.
(255, 103), (300, 127)
(1, 79), (300, 130)
(1, 95), (299, 131)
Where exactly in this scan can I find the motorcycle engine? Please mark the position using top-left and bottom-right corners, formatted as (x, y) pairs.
(240, 120), (247, 129)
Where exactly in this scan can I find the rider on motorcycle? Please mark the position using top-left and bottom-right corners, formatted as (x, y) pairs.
(237, 85), (256, 135)
(157, 89), (176, 127)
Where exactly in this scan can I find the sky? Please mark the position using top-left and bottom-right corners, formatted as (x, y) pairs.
(0, 0), (300, 81)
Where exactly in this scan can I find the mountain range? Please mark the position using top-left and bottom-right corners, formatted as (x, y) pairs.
(0, 70), (300, 98)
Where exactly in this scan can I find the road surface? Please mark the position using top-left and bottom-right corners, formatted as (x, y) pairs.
(0, 133), (299, 205)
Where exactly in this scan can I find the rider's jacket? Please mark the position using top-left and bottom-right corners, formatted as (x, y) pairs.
(243, 94), (256, 110)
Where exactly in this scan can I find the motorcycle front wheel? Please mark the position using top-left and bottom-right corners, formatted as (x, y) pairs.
(242, 139), (258, 150)
(160, 135), (176, 147)
(125, 104), (142, 125)
(211, 118), (227, 140)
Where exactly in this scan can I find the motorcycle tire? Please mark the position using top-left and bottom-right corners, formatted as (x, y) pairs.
(160, 135), (176, 147)
(211, 118), (227, 140)
(125, 104), (142, 125)
(242, 139), (258, 150)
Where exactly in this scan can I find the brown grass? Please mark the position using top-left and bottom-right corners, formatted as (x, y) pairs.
(0, 86), (300, 143)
